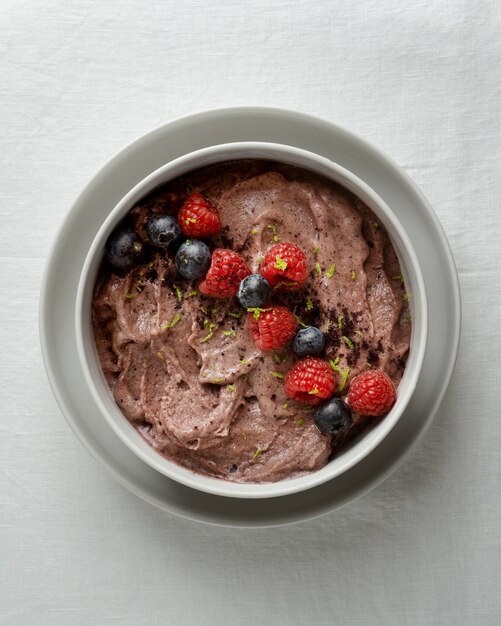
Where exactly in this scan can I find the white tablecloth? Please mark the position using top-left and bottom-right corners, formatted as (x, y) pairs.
(1, 1), (500, 624)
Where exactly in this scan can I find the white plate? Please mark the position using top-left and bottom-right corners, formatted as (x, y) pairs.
(39, 107), (461, 527)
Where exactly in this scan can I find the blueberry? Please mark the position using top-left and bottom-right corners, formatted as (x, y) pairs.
(146, 214), (181, 248)
(314, 398), (352, 436)
(175, 240), (211, 279)
(292, 326), (325, 356)
(106, 227), (143, 270)
(237, 274), (270, 308)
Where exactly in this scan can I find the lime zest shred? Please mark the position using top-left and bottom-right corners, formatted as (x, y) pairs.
(338, 315), (344, 330)
(293, 313), (307, 328)
(325, 319), (333, 333)
(267, 224), (280, 242)
(315, 261), (322, 275)
(295, 418), (305, 426)
(125, 292), (133, 300)
(185, 217), (197, 224)
(211, 306), (219, 315)
(342, 336), (354, 349)
(161, 313), (183, 330)
(256, 255), (264, 265)
(306, 298), (314, 311)
(270, 371), (285, 379)
(240, 358), (248, 365)
(200, 306), (208, 314)
(228, 310), (243, 319)
(173, 284), (183, 302)
(222, 329), (237, 337)
(354, 329), (363, 337)
(274, 256), (288, 271)
(403, 292), (410, 302)
(247, 307), (266, 320)
(308, 387), (319, 395)
(187, 289), (197, 297)
(283, 402), (289, 410)
(227, 384), (236, 392)
(403, 314), (412, 325)
(391, 274), (404, 282)
(273, 353), (282, 364)
(325, 263), (336, 279)
(200, 321), (216, 343)
(212, 377), (224, 383)
(312, 245), (321, 255)
(252, 448), (262, 461)
(251, 228), (258, 235)
(373, 221), (380, 229)
(329, 358), (350, 391)
(351, 270), (356, 281)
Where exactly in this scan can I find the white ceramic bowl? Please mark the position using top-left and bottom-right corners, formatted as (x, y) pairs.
(75, 142), (428, 499)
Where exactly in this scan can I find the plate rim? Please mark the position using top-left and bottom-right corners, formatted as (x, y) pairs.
(39, 106), (461, 527)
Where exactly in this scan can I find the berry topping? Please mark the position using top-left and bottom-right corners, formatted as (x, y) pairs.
(260, 243), (308, 290)
(146, 214), (181, 248)
(292, 326), (326, 356)
(284, 357), (335, 405)
(177, 192), (221, 238)
(238, 274), (270, 309)
(174, 240), (211, 279)
(246, 305), (296, 351)
(347, 370), (397, 416)
(314, 398), (352, 435)
(199, 249), (251, 298)
(106, 227), (143, 270)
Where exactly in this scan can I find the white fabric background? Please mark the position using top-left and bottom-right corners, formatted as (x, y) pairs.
(1, 1), (500, 624)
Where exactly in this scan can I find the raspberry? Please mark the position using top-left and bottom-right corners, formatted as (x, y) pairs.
(246, 306), (296, 351)
(260, 243), (308, 290)
(199, 249), (251, 298)
(284, 357), (335, 405)
(347, 371), (397, 416)
(178, 192), (221, 238)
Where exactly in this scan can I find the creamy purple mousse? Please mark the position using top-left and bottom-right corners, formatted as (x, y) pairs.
(92, 160), (411, 483)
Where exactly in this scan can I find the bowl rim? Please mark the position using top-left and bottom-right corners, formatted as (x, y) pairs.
(75, 141), (428, 499)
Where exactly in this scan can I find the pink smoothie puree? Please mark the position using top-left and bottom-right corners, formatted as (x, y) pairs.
(92, 160), (411, 483)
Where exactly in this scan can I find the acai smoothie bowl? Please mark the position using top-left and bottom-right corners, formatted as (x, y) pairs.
(76, 142), (427, 499)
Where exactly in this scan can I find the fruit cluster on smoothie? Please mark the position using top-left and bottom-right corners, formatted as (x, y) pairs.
(92, 160), (411, 482)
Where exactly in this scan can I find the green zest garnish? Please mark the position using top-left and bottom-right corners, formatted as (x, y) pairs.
(126, 292), (133, 300)
(312, 245), (321, 255)
(247, 307), (266, 320)
(185, 240), (191, 246)
(240, 358), (248, 365)
(373, 221), (380, 229)
(325, 263), (336, 279)
(325, 319), (333, 332)
(337, 315), (344, 330)
(267, 224), (280, 242)
(251, 228), (258, 235)
(329, 358), (350, 391)
(135, 283), (143, 293)
(403, 314), (412, 324)
(185, 217), (197, 224)
(293, 313), (307, 328)
(161, 313), (183, 330)
(283, 403), (289, 410)
(212, 377), (224, 383)
(200, 322), (216, 343)
(392, 274), (404, 282)
(200, 306), (208, 314)
(211, 306), (219, 315)
(342, 336), (354, 349)
(295, 418), (305, 427)
(271, 371), (285, 379)
(203, 318), (210, 328)
(173, 284), (183, 302)
(354, 329), (363, 337)
(274, 256), (288, 271)
(228, 310), (243, 319)
(222, 329), (237, 337)
(227, 384), (236, 392)
(403, 292), (410, 302)
(187, 289), (197, 297)
(273, 353), (282, 364)
(252, 448), (262, 461)
(315, 261), (322, 275)
(306, 298), (313, 311)
(351, 270), (356, 281)
(256, 255), (264, 264)
(308, 387), (319, 395)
